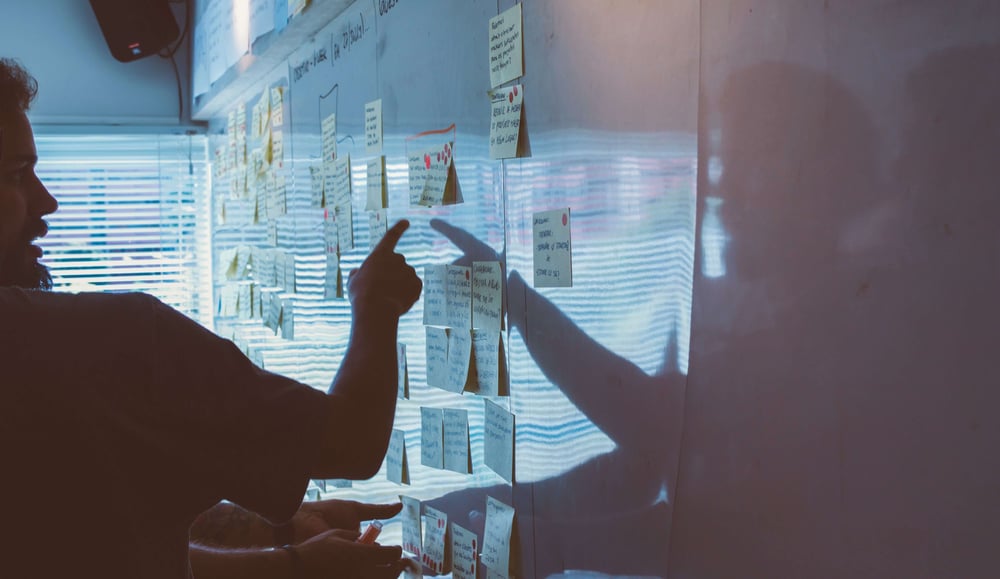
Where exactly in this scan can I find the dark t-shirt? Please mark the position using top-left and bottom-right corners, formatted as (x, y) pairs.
(0, 289), (329, 578)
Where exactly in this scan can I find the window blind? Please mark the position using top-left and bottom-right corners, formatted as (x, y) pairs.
(34, 133), (214, 327)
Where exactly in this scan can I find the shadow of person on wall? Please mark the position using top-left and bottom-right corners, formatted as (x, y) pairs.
(424, 217), (687, 579)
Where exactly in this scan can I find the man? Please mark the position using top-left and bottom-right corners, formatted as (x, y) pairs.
(0, 57), (420, 578)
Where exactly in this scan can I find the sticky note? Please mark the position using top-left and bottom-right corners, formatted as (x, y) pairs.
(365, 99), (383, 154)
(484, 399), (514, 483)
(219, 284), (238, 317)
(324, 156), (354, 251)
(473, 330), (508, 396)
(369, 209), (388, 250)
(422, 505), (448, 574)
(488, 4), (523, 88)
(480, 496), (515, 576)
(309, 164), (324, 207)
(472, 261), (503, 331)
(408, 142), (457, 207)
(422, 264), (448, 326)
(366, 156), (387, 210)
(400, 496), (422, 558)
(532, 208), (573, 287)
(256, 248), (276, 287)
(321, 112), (337, 162)
(489, 85), (524, 159)
(264, 289), (281, 333)
(443, 408), (471, 474)
(237, 283), (252, 319)
(269, 129), (283, 168)
(425, 326), (449, 390)
(420, 407), (444, 469)
(387, 428), (409, 485)
(279, 299), (294, 340)
(446, 329), (474, 394)
(270, 86), (283, 127)
(397, 343), (409, 399)
(445, 265), (473, 329)
(324, 251), (343, 299)
(451, 523), (478, 579)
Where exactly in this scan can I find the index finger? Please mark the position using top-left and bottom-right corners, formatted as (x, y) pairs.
(372, 219), (409, 255)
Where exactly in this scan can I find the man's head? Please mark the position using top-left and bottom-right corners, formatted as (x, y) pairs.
(0, 58), (57, 290)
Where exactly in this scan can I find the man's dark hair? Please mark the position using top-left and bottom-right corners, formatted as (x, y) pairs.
(0, 58), (38, 115)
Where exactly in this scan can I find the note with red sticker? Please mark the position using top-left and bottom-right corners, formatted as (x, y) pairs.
(400, 496), (422, 558)
(407, 141), (457, 207)
(489, 84), (524, 159)
(532, 208), (573, 287)
(451, 523), (478, 579)
(421, 505), (448, 575)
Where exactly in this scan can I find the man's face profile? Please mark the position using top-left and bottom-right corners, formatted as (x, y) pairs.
(0, 111), (58, 290)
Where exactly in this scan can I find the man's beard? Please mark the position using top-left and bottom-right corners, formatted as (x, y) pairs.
(0, 252), (53, 290)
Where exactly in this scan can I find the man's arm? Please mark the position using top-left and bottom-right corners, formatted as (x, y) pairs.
(313, 220), (421, 480)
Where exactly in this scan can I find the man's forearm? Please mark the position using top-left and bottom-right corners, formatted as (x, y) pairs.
(190, 502), (275, 548)
(316, 306), (400, 479)
(189, 544), (290, 579)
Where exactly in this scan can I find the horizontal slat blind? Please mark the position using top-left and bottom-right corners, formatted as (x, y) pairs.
(34, 134), (214, 327)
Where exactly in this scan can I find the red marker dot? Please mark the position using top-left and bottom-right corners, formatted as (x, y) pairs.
(508, 91), (514, 103)
(465, 270), (470, 280)
(424, 154), (431, 169)
(562, 213), (568, 226)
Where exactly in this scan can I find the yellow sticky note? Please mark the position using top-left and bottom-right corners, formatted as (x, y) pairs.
(489, 85), (524, 159)
(488, 4), (524, 88)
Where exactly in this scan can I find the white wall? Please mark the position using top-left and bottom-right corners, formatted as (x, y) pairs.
(0, 0), (192, 126)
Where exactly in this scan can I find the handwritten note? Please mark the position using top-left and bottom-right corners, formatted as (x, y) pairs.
(425, 326), (449, 390)
(270, 86), (283, 127)
(423, 265), (448, 326)
(386, 428), (409, 485)
(310, 164), (324, 207)
(446, 265), (472, 329)
(321, 112), (337, 162)
(443, 408), (471, 474)
(365, 99), (383, 154)
(408, 142), (455, 207)
(473, 330), (508, 397)
(421, 505), (448, 574)
(369, 209), (388, 250)
(269, 129), (284, 168)
(532, 208), (573, 287)
(420, 407), (444, 469)
(400, 496), (422, 558)
(325, 156), (354, 251)
(451, 523), (478, 579)
(447, 329), (474, 394)
(481, 496), (515, 576)
(397, 343), (409, 399)
(366, 157), (387, 210)
(472, 261), (503, 331)
(484, 399), (515, 483)
(488, 4), (523, 88)
(489, 85), (524, 159)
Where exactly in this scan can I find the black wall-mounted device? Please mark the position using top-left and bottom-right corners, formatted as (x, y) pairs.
(89, 0), (180, 63)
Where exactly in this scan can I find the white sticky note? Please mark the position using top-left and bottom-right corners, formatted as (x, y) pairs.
(321, 112), (337, 162)
(365, 99), (383, 154)
(446, 329), (474, 394)
(397, 343), (409, 399)
(419, 143), (453, 207)
(489, 85), (524, 159)
(480, 496), (515, 576)
(446, 265), (473, 329)
(420, 407), (444, 469)
(407, 149), (427, 206)
(451, 523), (478, 579)
(484, 399), (515, 483)
(366, 156), (387, 210)
(324, 157), (354, 252)
(270, 129), (284, 168)
(387, 428), (409, 485)
(443, 408), (471, 474)
(270, 86), (283, 127)
(473, 330), (507, 397)
(472, 261), (503, 331)
(488, 4), (523, 88)
(324, 251), (343, 300)
(219, 284), (238, 317)
(400, 496), (423, 558)
(264, 289), (281, 333)
(532, 208), (573, 287)
(425, 326), (449, 390)
(237, 283), (252, 319)
(422, 264), (449, 326)
(369, 209), (388, 251)
(422, 505), (448, 575)
(310, 164), (324, 208)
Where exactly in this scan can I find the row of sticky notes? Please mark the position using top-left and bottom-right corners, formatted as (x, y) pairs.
(423, 262), (503, 331)
(401, 495), (515, 578)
